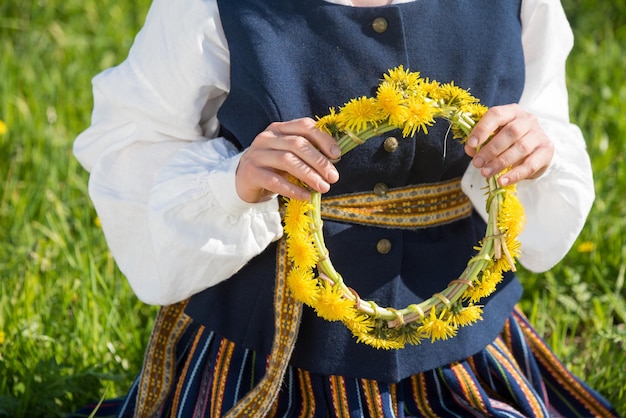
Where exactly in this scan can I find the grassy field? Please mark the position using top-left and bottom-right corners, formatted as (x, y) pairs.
(0, 0), (624, 416)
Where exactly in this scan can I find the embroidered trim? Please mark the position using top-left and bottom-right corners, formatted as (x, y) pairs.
(134, 300), (191, 417)
(320, 177), (472, 229)
(225, 237), (303, 416)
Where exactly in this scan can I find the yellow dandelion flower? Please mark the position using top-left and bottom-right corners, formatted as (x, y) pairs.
(416, 79), (442, 100)
(283, 198), (314, 237)
(287, 267), (319, 305)
(383, 65), (422, 92)
(316, 107), (342, 137)
(461, 103), (488, 120)
(489, 234), (522, 275)
(0, 330), (5, 344)
(448, 122), (469, 141)
(286, 234), (318, 270)
(464, 269), (502, 303)
(401, 96), (437, 137)
(354, 331), (405, 350)
(438, 82), (478, 107)
(482, 267), (503, 285)
(577, 241), (596, 253)
(314, 282), (354, 322)
(338, 96), (383, 133)
(343, 312), (376, 335)
(282, 221), (298, 240)
(503, 234), (522, 261)
(450, 305), (483, 327)
(498, 188), (525, 238)
(0, 120), (7, 135)
(376, 81), (408, 127)
(399, 325), (426, 346)
(499, 235), (522, 271)
(463, 281), (484, 303)
(418, 309), (458, 342)
(490, 256), (509, 275)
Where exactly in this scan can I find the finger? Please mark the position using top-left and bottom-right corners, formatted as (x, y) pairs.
(259, 119), (340, 184)
(237, 118), (342, 203)
(498, 142), (555, 186)
(478, 127), (534, 177)
(237, 146), (332, 202)
(263, 131), (339, 185)
(264, 118), (341, 183)
(466, 104), (518, 149)
(236, 150), (313, 202)
(261, 147), (334, 193)
(237, 171), (311, 202)
(473, 115), (532, 173)
(272, 118), (341, 160)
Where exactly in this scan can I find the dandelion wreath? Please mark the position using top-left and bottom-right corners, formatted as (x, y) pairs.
(283, 66), (526, 350)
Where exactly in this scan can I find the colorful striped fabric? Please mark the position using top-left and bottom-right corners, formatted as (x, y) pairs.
(319, 178), (473, 230)
(73, 307), (618, 418)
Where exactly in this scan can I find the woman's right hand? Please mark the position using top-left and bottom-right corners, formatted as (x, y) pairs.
(235, 117), (341, 203)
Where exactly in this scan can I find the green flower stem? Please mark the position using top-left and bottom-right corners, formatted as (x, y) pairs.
(336, 124), (399, 155)
(308, 192), (338, 279)
(308, 210), (486, 323)
(389, 179), (501, 326)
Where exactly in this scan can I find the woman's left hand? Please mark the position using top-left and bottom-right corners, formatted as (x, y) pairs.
(464, 104), (555, 186)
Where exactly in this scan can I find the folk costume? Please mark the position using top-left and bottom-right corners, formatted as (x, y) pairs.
(73, 0), (618, 416)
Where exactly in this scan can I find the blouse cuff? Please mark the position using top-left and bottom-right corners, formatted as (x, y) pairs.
(207, 150), (280, 215)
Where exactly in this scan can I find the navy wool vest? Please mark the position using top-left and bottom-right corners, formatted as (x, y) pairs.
(186, 0), (526, 382)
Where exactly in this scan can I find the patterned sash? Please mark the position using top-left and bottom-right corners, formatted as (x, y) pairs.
(320, 177), (472, 229)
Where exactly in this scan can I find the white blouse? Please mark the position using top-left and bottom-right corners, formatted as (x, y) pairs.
(74, 0), (594, 305)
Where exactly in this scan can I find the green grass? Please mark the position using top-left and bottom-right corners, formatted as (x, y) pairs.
(518, 0), (626, 410)
(0, 0), (624, 416)
(0, 2), (155, 416)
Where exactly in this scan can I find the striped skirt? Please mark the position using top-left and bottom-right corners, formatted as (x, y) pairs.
(71, 307), (615, 418)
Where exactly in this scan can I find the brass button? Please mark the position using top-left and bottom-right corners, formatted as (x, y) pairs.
(376, 238), (392, 254)
(383, 136), (399, 153)
(373, 182), (389, 197)
(372, 17), (388, 33)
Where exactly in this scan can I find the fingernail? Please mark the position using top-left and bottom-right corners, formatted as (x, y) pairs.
(500, 176), (510, 186)
(330, 144), (341, 158)
(474, 156), (484, 168)
(328, 169), (339, 183)
(482, 166), (493, 177)
(468, 136), (478, 147)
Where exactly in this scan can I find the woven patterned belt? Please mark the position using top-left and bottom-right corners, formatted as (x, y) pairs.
(320, 177), (472, 229)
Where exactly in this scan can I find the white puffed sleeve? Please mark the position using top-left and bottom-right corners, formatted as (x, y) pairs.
(462, 0), (594, 272)
(74, 0), (282, 305)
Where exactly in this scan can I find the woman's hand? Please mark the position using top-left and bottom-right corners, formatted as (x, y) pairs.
(464, 104), (555, 186)
(236, 118), (341, 203)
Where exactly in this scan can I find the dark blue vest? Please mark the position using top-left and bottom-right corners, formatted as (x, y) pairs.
(186, 0), (525, 382)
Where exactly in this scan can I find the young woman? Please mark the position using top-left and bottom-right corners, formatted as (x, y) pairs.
(74, 0), (618, 416)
